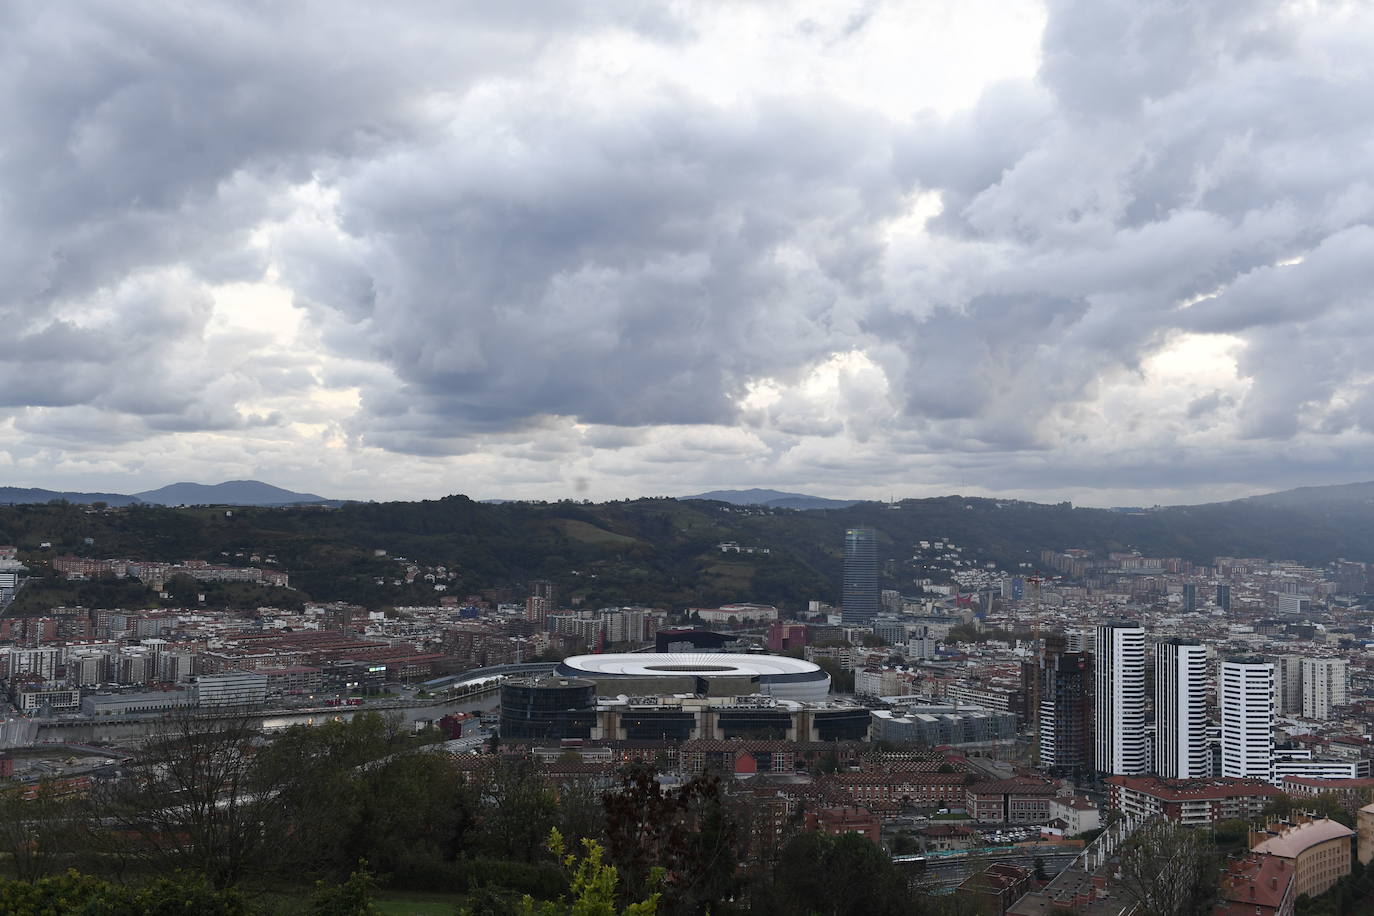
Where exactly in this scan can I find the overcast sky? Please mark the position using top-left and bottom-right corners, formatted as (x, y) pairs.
(2, 0), (1371, 506)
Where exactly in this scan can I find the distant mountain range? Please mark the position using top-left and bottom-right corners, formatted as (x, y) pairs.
(0, 487), (144, 507)
(135, 480), (331, 506)
(0, 480), (334, 507)
(681, 488), (860, 510)
(3, 478), (1374, 514)
(1237, 480), (1374, 509)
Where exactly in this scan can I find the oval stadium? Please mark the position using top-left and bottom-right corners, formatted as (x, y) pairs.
(554, 652), (830, 703)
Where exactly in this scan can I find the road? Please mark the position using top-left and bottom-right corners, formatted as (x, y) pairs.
(31, 687), (502, 745)
(898, 847), (1080, 888)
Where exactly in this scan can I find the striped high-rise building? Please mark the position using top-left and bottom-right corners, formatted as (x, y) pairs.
(1154, 638), (1210, 778)
(1094, 622), (1148, 775)
(1221, 657), (1274, 781)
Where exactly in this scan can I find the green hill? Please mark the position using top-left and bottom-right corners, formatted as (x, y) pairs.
(2, 484), (1372, 613)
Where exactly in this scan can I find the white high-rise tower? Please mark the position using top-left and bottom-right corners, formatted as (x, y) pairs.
(1094, 622), (1148, 775)
(1154, 638), (1210, 778)
(1221, 657), (1274, 781)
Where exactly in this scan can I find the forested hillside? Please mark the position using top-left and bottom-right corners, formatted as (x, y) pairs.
(1, 487), (1372, 612)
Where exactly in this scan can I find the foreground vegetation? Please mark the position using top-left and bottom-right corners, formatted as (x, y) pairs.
(0, 712), (983, 916)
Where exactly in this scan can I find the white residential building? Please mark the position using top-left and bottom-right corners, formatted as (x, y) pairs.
(1094, 622), (1148, 775)
(1155, 638), (1210, 779)
(1301, 657), (1349, 720)
(1221, 657), (1274, 781)
(1265, 655), (1304, 715)
(1048, 796), (1101, 836)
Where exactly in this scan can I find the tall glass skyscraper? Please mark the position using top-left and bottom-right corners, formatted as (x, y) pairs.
(841, 527), (878, 625)
(1037, 635), (1093, 777)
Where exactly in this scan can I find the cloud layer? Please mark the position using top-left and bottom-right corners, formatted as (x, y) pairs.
(1, 0), (1372, 505)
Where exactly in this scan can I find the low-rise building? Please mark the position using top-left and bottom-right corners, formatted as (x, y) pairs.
(194, 671), (269, 707)
(918, 823), (977, 852)
(81, 691), (194, 716)
(804, 805), (881, 844)
(1214, 853), (1296, 916)
(1283, 776), (1374, 809)
(1048, 796), (1101, 836)
(690, 604), (779, 625)
(1251, 818), (1354, 900)
(819, 770), (969, 813)
(1358, 802), (1374, 865)
(958, 863), (1033, 916)
(966, 778), (1058, 824)
(14, 686), (80, 713)
(870, 706), (1017, 746)
(1106, 775), (1282, 826)
(259, 665), (324, 694)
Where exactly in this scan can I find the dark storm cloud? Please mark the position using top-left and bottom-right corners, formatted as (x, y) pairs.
(0, 1), (686, 439)
(280, 95), (902, 450)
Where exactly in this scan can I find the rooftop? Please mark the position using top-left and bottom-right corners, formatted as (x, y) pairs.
(559, 652), (823, 678)
(1252, 819), (1354, 859)
(1282, 776), (1374, 790)
(1106, 775), (1282, 800)
(969, 778), (1059, 796)
(1215, 854), (1292, 915)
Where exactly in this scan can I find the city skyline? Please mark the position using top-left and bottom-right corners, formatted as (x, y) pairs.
(1, 2), (1373, 507)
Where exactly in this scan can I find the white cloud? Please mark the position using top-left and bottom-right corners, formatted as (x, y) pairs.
(0, 0), (1372, 505)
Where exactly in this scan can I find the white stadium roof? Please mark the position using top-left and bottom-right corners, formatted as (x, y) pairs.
(559, 652), (821, 678)
(556, 652), (831, 702)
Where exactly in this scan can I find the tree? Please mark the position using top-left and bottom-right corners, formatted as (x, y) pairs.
(602, 765), (739, 915)
(308, 862), (380, 916)
(1263, 791), (1357, 828)
(97, 711), (289, 888)
(258, 713), (479, 883)
(1307, 792), (1357, 828)
(812, 657), (855, 693)
(1115, 819), (1217, 916)
(481, 756), (561, 864)
(766, 831), (912, 916)
(0, 782), (80, 881)
(1264, 793), (1296, 821)
(515, 830), (659, 916)
(554, 779), (607, 848)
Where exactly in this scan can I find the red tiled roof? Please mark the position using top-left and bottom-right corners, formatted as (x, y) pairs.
(1282, 776), (1374, 790)
(1215, 853), (1292, 914)
(1106, 775), (1282, 800)
(968, 778), (1058, 796)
